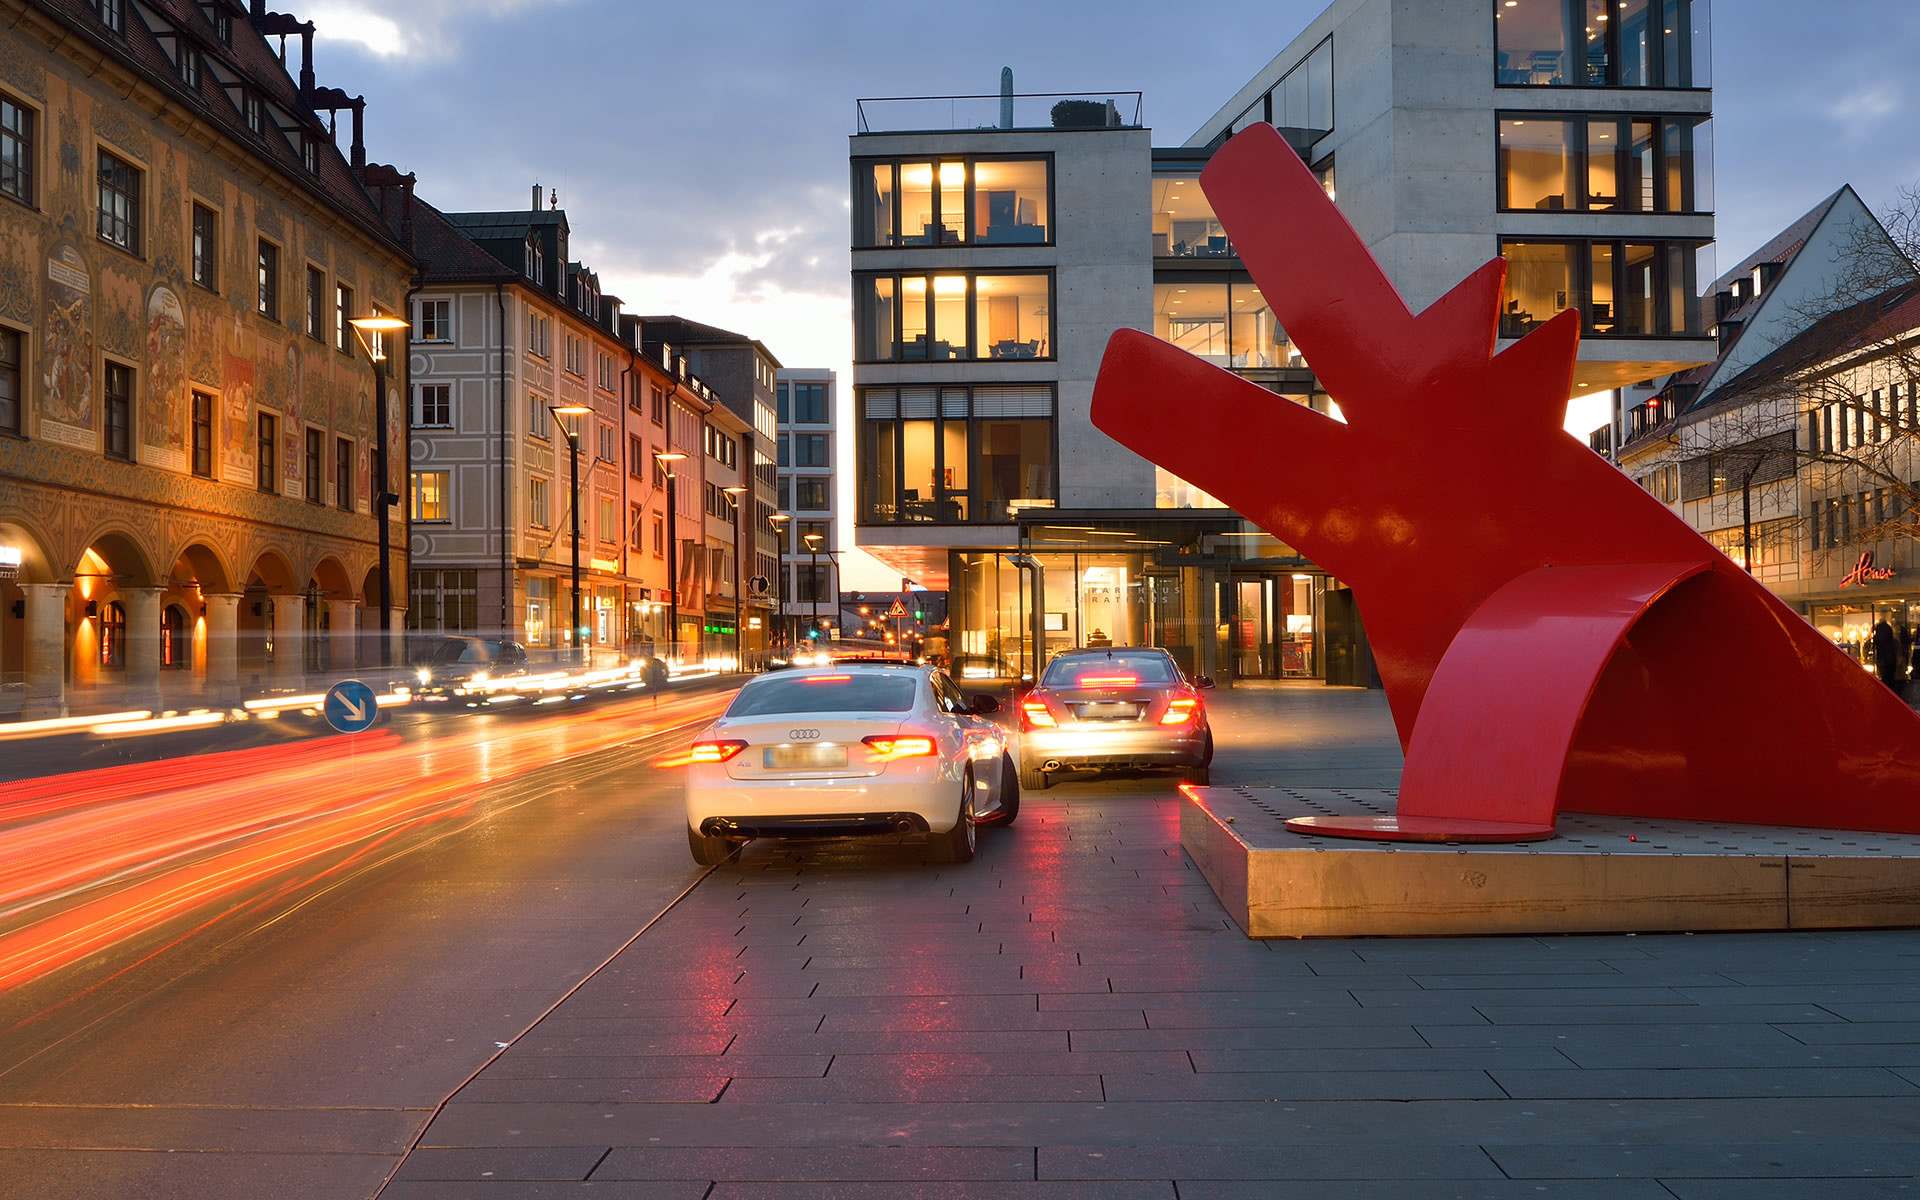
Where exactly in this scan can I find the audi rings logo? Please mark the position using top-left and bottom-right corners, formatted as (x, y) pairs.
(788, 728), (821, 740)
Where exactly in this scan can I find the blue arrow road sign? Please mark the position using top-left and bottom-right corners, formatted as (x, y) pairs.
(323, 679), (380, 734)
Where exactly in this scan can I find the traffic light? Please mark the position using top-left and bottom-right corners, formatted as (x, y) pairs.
(913, 609), (923, 620)
(807, 628), (819, 640)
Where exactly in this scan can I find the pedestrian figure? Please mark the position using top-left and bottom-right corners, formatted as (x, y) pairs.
(1871, 617), (1904, 697)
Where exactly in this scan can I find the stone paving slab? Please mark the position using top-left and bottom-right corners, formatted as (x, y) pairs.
(386, 686), (1920, 1194)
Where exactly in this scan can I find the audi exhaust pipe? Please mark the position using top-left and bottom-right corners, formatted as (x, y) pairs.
(1044, 760), (1063, 772)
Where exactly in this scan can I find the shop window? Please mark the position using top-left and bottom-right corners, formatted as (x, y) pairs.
(162, 604), (189, 668)
(100, 600), (126, 669)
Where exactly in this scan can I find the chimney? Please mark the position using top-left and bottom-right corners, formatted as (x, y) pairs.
(349, 96), (364, 169)
(531, 181), (542, 212)
(251, 0), (264, 17)
(299, 22), (316, 104)
(999, 67), (1013, 129)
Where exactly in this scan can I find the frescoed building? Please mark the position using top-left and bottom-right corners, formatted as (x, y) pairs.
(0, 0), (414, 716)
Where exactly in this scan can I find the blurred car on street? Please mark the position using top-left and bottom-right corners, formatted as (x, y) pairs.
(412, 636), (531, 702)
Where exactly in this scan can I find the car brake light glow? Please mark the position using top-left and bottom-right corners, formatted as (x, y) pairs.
(1021, 701), (1057, 729)
(862, 733), (937, 759)
(1161, 698), (1200, 725)
(1077, 674), (1138, 688)
(803, 674), (852, 682)
(690, 739), (747, 763)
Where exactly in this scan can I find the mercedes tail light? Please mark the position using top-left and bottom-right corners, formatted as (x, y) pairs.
(1020, 700), (1057, 730)
(690, 739), (747, 763)
(1160, 697), (1200, 726)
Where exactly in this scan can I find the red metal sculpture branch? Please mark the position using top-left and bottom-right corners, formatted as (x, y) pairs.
(1092, 124), (1920, 840)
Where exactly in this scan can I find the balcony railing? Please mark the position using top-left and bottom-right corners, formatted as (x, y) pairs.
(856, 92), (1144, 135)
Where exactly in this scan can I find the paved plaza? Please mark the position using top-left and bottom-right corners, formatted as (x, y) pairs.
(384, 685), (1920, 1197)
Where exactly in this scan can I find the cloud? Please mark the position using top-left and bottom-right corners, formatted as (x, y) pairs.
(307, 0), (568, 58)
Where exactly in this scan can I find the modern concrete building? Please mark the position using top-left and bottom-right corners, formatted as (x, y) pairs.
(849, 0), (1718, 684)
(0, 0), (415, 716)
(774, 367), (838, 646)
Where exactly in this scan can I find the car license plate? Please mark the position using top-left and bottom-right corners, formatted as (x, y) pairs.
(1077, 702), (1142, 720)
(766, 744), (847, 770)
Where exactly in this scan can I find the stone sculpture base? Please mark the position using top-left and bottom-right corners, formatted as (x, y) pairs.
(1183, 787), (1920, 939)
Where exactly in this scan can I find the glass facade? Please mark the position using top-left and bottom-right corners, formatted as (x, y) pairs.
(854, 156), (1051, 249)
(1500, 238), (1703, 337)
(1499, 114), (1711, 212)
(1153, 281), (1302, 369)
(860, 385), (1054, 524)
(855, 271), (1053, 362)
(1496, 0), (1710, 88)
(1152, 173), (1233, 258)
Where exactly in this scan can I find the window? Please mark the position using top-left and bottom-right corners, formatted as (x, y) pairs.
(191, 390), (214, 476)
(304, 427), (323, 501)
(189, 204), (217, 289)
(797, 520), (830, 549)
(796, 477), (829, 510)
(415, 383), (451, 427)
(97, 150), (140, 254)
(789, 382), (828, 424)
(2, 94), (34, 207)
(564, 333), (583, 376)
(526, 236), (545, 286)
(0, 326), (19, 436)
(650, 384), (665, 425)
(1499, 114), (1711, 213)
(597, 496), (615, 545)
(416, 298), (450, 342)
(855, 156), (1052, 249)
(334, 284), (353, 353)
(652, 515), (664, 556)
(177, 47), (200, 88)
(855, 270), (1053, 362)
(597, 352), (615, 392)
(598, 422), (616, 463)
(412, 470), (448, 521)
(1495, 0), (1709, 88)
(407, 569), (479, 634)
(1499, 238), (1704, 337)
(100, 601), (126, 669)
(629, 434), (645, 478)
(794, 434), (829, 467)
(256, 240), (278, 319)
(530, 476), (549, 528)
(795, 564), (832, 604)
(102, 361), (132, 460)
(629, 504), (644, 550)
(860, 384), (1055, 523)
(162, 605), (189, 669)
(210, 7), (230, 44)
(257, 412), (277, 491)
(305, 267), (324, 339)
(242, 91), (263, 136)
(98, 0), (125, 36)
(528, 393), (549, 440)
(528, 312), (550, 358)
(335, 437), (353, 509)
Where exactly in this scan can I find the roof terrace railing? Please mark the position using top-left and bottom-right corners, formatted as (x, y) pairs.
(856, 92), (1144, 135)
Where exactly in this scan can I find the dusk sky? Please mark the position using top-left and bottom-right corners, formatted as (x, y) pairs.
(305, 0), (1920, 587)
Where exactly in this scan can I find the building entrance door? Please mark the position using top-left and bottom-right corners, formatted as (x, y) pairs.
(1220, 571), (1322, 680)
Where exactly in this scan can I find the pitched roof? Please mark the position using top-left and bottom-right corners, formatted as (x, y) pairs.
(1701, 280), (1920, 407)
(639, 315), (782, 369)
(31, 0), (407, 260)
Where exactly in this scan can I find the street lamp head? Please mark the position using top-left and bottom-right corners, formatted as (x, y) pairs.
(768, 512), (791, 523)
(349, 313), (410, 363)
(722, 485), (748, 494)
(551, 403), (592, 416)
(654, 451), (687, 462)
(803, 533), (823, 547)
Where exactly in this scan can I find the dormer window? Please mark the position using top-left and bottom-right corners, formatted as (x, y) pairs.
(179, 48), (200, 89)
(243, 92), (263, 136)
(98, 0), (125, 36)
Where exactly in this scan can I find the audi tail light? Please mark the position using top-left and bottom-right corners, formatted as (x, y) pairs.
(1020, 701), (1057, 729)
(862, 733), (937, 759)
(1160, 697), (1200, 726)
(690, 739), (747, 763)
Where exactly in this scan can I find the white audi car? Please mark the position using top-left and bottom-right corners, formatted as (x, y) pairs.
(683, 663), (1018, 865)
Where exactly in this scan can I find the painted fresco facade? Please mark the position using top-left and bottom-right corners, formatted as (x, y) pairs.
(0, 1), (413, 715)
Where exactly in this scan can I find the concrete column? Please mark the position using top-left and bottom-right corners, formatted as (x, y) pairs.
(22, 583), (68, 719)
(204, 593), (241, 707)
(271, 594), (306, 688)
(327, 599), (359, 675)
(122, 586), (164, 710)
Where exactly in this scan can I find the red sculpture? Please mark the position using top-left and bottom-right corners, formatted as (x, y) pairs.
(1092, 125), (1920, 841)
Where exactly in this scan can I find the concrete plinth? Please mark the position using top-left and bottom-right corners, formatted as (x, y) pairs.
(1184, 787), (1920, 938)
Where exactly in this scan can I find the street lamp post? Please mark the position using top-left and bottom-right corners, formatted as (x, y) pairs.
(550, 404), (592, 666)
(655, 451), (687, 665)
(348, 314), (412, 669)
(768, 512), (791, 653)
(722, 486), (746, 671)
(803, 531), (824, 647)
